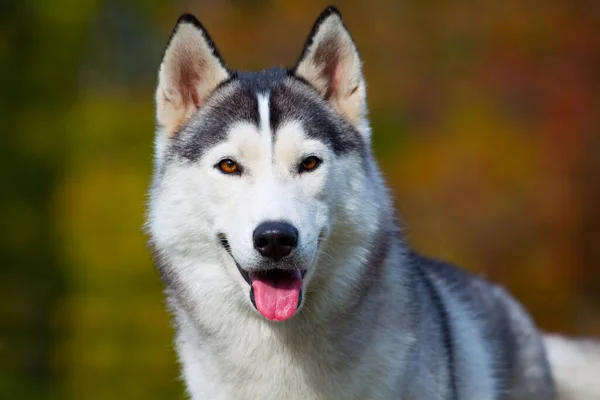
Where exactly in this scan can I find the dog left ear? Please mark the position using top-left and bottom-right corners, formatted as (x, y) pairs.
(293, 7), (367, 128)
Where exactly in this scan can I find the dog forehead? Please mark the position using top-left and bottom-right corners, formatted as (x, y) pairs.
(171, 69), (285, 161)
(237, 67), (288, 93)
(270, 79), (364, 156)
(170, 70), (364, 162)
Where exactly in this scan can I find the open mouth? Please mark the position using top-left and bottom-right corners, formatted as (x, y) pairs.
(219, 235), (305, 322)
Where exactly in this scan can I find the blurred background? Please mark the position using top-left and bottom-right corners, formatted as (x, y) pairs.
(1, 0), (599, 398)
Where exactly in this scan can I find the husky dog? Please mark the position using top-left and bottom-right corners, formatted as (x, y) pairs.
(147, 6), (600, 400)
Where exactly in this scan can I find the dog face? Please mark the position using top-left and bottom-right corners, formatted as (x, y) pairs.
(148, 8), (378, 322)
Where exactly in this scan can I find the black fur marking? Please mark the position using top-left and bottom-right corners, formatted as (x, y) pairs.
(292, 6), (343, 72)
(170, 68), (364, 161)
(414, 257), (459, 400)
(236, 68), (289, 94)
(270, 80), (364, 156)
(163, 13), (229, 72)
(250, 287), (256, 308)
(171, 82), (259, 162)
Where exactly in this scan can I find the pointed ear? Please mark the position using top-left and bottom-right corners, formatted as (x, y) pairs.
(156, 14), (230, 135)
(293, 7), (367, 127)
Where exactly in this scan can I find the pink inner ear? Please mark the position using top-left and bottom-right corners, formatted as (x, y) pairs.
(322, 57), (341, 100)
(191, 87), (202, 108)
(331, 62), (342, 98)
(179, 57), (205, 109)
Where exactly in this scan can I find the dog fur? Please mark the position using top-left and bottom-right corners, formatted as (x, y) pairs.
(146, 7), (600, 400)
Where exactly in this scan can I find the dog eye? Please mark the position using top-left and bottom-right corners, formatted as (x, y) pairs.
(216, 159), (240, 175)
(299, 156), (322, 173)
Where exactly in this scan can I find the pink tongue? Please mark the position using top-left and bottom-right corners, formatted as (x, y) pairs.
(251, 271), (302, 321)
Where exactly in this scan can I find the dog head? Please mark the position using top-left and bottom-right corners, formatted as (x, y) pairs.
(148, 7), (384, 322)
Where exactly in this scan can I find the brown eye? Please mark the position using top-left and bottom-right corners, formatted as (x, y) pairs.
(217, 159), (240, 174)
(299, 156), (321, 173)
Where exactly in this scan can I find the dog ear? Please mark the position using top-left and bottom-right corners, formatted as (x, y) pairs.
(156, 14), (230, 136)
(293, 7), (367, 128)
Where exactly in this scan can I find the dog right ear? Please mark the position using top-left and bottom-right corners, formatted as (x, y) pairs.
(156, 14), (230, 136)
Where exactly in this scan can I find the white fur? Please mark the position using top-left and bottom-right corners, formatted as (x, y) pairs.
(148, 80), (404, 397)
(544, 335), (600, 400)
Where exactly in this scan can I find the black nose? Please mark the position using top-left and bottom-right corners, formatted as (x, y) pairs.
(253, 222), (298, 261)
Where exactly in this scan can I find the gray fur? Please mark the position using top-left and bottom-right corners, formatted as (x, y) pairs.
(147, 7), (600, 400)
